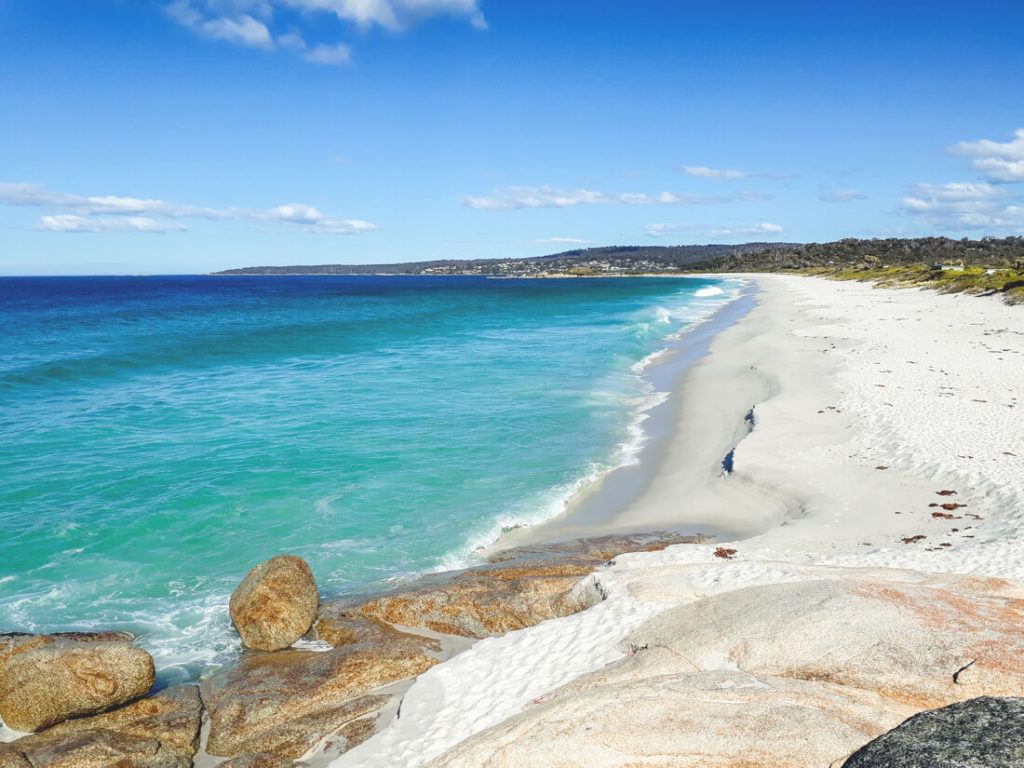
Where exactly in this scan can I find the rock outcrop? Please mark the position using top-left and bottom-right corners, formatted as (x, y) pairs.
(431, 668), (915, 768)
(430, 570), (1024, 767)
(627, 577), (1024, 709)
(0, 533), (708, 763)
(200, 643), (438, 758)
(230, 555), (320, 652)
(0, 633), (155, 732)
(0, 685), (201, 768)
(843, 696), (1024, 767)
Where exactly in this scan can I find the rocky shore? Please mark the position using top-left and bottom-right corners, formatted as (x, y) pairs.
(7, 542), (1024, 767)
(430, 565), (1024, 767)
(0, 532), (704, 767)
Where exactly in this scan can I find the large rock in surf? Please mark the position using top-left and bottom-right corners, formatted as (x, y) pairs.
(843, 696), (1024, 768)
(626, 576), (1024, 709)
(230, 555), (320, 652)
(0, 632), (136, 669)
(200, 643), (439, 758)
(431, 667), (915, 768)
(0, 685), (201, 768)
(0, 633), (155, 732)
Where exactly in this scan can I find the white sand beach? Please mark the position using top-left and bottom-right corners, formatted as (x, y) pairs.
(329, 273), (1024, 767)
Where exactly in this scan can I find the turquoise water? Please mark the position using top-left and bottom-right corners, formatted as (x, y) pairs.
(0, 274), (742, 683)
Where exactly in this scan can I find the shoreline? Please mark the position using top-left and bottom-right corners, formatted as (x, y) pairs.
(334, 273), (1024, 767)
(490, 278), (757, 552)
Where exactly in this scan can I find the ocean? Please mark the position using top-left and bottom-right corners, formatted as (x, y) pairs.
(0, 274), (744, 684)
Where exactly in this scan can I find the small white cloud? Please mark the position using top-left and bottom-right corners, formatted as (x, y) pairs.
(277, 31), (307, 49)
(948, 128), (1024, 183)
(915, 181), (1007, 201)
(679, 166), (750, 181)
(898, 181), (1024, 230)
(199, 14), (274, 47)
(304, 42), (352, 65)
(467, 9), (487, 29)
(533, 237), (591, 244)
(255, 203), (377, 234)
(462, 185), (729, 211)
(819, 189), (866, 203)
(678, 166), (795, 181)
(165, 0), (203, 26)
(644, 221), (784, 239)
(283, 0), (486, 31)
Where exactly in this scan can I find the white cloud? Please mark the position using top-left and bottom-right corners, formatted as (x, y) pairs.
(819, 189), (866, 203)
(165, 0), (204, 26)
(200, 14), (273, 47)
(273, 31), (351, 64)
(2, 182), (377, 236)
(462, 185), (730, 211)
(40, 215), (189, 234)
(165, 0), (485, 62)
(678, 166), (750, 181)
(904, 182), (1007, 203)
(256, 203), (376, 233)
(644, 222), (784, 239)
(304, 42), (352, 64)
(282, 0), (486, 30)
(948, 128), (1024, 183)
(167, 3), (274, 48)
(277, 31), (307, 49)
(678, 166), (795, 181)
(533, 237), (591, 244)
(0, 182), (225, 218)
(898, 181), (1024, 231)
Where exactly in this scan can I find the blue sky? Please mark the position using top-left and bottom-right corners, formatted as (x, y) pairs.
(1, 0), (1023, 275)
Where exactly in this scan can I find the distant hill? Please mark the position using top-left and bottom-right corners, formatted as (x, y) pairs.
(211, 243), (789, 276)
(212, 237), (1024, 277)
(686, 236), (1024, 272)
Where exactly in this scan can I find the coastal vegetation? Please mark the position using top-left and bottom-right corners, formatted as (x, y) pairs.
(688, 236), (1024, 273)
(684, 236), (1024, 302)
(805, 264), (1024, 304)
